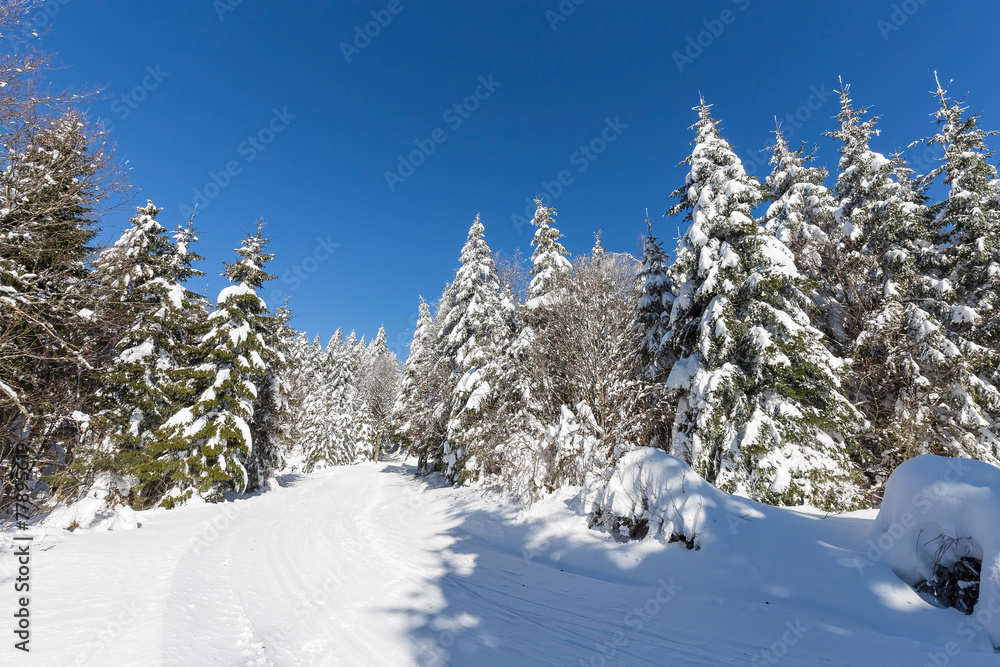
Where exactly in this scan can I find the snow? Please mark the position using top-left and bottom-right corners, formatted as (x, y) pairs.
(117, 338), (155, 364)
(217, 282), (265, 309)
(873, 454), (1000, 649)
(5, 461), (1000, 664)
(592, 448), (762, 548)
(42, 474), (139, 533)
(951, 305), (980, 324)
(665, 354), (700, 390)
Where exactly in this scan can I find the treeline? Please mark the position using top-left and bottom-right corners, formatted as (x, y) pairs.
(0, 2), (398, 520)
(393, 78), (1000, 510)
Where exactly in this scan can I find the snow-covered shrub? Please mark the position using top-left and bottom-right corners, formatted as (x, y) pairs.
(873, 454), (1000, 649)
(44, 473), (139, 532)
(589, 447), (762, 548)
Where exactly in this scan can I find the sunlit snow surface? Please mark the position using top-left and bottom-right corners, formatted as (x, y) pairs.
(3, 460), (999, 665)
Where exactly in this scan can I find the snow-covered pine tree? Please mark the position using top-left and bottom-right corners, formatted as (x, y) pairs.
(664, 99), (863, 510)
(392, 298), (437, 460)
(298, 335), (342, 470)
(763, 126), (837, 284)
(925, 74), (1000, 351)
(492, 201), (574, 498)
(824, 83), (1000, 477)
(631, 218), (677, 453)
(87, 203), (207, 502)
(361, 326), (401, 462)
(151, 220), (280, 505)
(526, 199), (572, 308)
(635, 218), (675, 382)
(435, 215), (508, 482)
(246, 299), (292, 490)
(281, 331), (314, 472)
(404, 278), (460, 473)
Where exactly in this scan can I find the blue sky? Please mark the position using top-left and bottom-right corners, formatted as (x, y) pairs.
(37, 0), (1000, 357)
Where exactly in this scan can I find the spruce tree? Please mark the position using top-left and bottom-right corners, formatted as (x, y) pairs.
(88, 204), (207, 503)
(361, 326), (401, 462)
(925, 74), (1000, 350)
(492, 201), (573, 497)
(824, 83), (1000, 477)
(763, 127), (837, 284)
(635, 218), (675, 382)
(151, 220), (279, 505)
(664, 99), (863, 510)
(393, 298), (437, 458)
(438, 215), (508, 481)
(526, 199), (572, 307)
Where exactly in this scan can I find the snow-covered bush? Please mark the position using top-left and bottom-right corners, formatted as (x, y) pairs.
(589, 447), (762, 548)
(44, 473), (139, 532)
(873, 454), (1000, 649)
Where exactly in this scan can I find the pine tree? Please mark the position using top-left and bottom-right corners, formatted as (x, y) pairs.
(393, 298), (437, 460)
(824, 83), (1000, 477)
(282, 332), (313, 472)
(526, 200), (572, 307)
(361, 326), (401, 462)
(925, 74), (1000, 350)
(488, 201), (575, 496)
(763, 126), (837, 283)
(438, 215), (508, 481)
(87, 203), (207, 502)
(299, 335), (343, 471)
(635, 218), (675, 381)
(150, 220), (280, 505)
(664, 99), (863, 510)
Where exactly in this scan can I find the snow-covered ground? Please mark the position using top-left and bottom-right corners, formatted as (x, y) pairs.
(3, 460), (999, 666)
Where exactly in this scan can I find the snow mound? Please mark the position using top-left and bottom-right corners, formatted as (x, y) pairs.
(44, 474), (139, 532)
(588, 447), (763, 548)
(873, 454), (1000, 649)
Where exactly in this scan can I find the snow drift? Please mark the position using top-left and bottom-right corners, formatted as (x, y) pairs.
(873, 454), (1000, 649)
(589, 447), (764, 547)
(43, 473), (139, 532)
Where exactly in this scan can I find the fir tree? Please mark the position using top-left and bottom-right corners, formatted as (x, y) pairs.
(824, 83), (1000, 477)
(925, 73), (1000, 350)
(88, 204), (207, 502)
(763, 126), (837, 283)
(526, 200), (572, 307)
(635, 217), (675, 382)
(151, 220), (279, 505)
(393, 298), (437, 461)
(664, 99), (863, 510)
(361, 326), (401, 462)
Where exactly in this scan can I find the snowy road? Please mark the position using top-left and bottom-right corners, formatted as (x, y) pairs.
(3, 461), (999, 665)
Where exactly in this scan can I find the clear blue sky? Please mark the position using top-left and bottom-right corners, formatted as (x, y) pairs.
(38, 0), (1000, 357)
